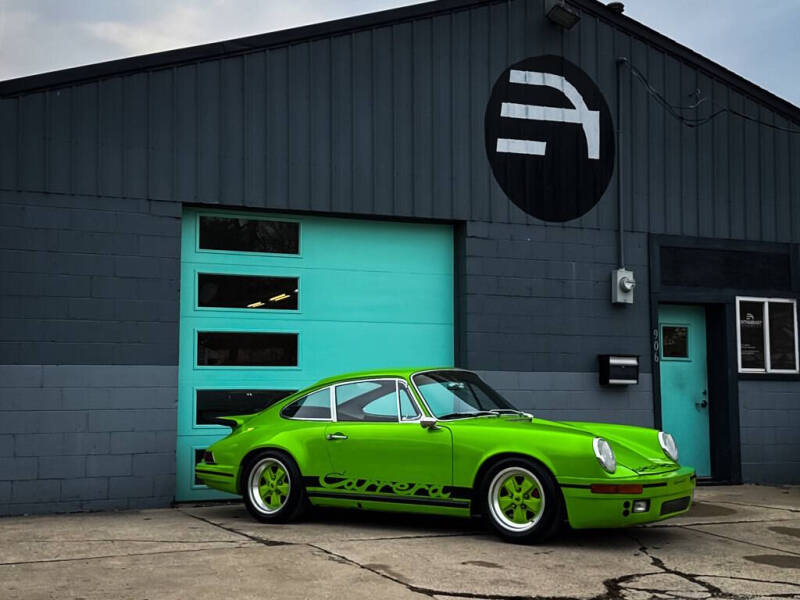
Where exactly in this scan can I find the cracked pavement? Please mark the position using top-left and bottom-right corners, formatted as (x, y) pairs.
(0, 485), (797, 599)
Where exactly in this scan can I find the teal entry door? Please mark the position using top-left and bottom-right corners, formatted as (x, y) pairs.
(176, 209), (454, 501)
(658, 304), (711, 477)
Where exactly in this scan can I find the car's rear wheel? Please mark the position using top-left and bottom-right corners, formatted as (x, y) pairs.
(242, 451), (306, 523)
(480, 458), (562, 543)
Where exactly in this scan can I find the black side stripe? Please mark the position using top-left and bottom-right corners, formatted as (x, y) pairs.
(307, 491), (470, 508)
(450, 486), (473, 500)
(196, 469), (234, 478)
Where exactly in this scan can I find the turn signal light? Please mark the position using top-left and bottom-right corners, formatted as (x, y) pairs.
(590, 484), (643, 494)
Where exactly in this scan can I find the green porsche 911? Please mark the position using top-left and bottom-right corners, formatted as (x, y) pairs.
(195, 368), (695, 542)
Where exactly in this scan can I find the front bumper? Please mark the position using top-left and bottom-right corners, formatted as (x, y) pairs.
(195, 462), (238, 495)
(559, 466), (696, 529)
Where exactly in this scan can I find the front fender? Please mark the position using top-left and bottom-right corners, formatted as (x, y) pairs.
(449, 420), (610, 489)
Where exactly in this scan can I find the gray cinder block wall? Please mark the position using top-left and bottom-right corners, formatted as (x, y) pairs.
(481, 371), (654, 428)
(470, 222), (655, 429)
(0, 193), (180, 515)
(463, 222), (651, 374)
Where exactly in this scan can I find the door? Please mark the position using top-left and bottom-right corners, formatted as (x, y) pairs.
(658, 304), (711, 477)
(324, 379), (452, 490)
(177, 209), (454, 501)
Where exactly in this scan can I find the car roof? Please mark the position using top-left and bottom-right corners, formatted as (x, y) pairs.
(309, 366), (462, 388)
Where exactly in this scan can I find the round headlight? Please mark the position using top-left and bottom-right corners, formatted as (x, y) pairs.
(593, 437), (616, 473)
(658, 431), (679, 462)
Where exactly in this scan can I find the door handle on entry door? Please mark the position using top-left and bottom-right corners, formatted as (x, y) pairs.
(695, 390), (708, 409)
(326, 433), (348, 440)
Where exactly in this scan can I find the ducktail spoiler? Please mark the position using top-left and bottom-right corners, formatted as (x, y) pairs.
(213, 414), (254, 429)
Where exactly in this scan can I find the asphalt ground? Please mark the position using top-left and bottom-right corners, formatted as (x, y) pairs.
(0, 484), (798, 599)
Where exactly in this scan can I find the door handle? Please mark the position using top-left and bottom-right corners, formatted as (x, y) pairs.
(326, 433), (348, 441)
(695, 399), (708, 409)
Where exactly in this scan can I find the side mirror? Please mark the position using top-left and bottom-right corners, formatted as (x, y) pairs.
(420, 416), (439, 430)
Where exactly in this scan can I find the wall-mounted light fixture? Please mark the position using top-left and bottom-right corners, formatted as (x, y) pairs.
(606, 2), (625, 14)
(546, 0), (581, 29)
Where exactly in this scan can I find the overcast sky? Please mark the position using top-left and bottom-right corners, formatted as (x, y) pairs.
(0, 0), (798, 106)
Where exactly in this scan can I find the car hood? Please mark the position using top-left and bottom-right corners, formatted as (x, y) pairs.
(556, 420), (679, 475)
(445, 416), (679, 476)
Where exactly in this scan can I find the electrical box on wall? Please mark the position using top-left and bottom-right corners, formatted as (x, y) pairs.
(598, 355), (639, 385)
(612, 268), (636, 304)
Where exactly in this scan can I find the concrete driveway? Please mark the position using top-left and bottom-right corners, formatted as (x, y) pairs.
(0, 485), (798, 599)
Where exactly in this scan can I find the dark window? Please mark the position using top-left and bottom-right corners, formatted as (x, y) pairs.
(662, 326), (689, 359)
(196, 389), (294, 425)
(281, 388), (331, 419)
(661, 246), (791, 291)
(739, 301), (766, 370)
(768, 302), (798, 371)
(197, 332), (298, 366)
(199, 216), (299, 254)
(198, 274), (299, 310)
(194, 448), (205, 485)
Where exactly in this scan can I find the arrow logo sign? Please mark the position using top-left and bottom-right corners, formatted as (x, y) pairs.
(496, 70), (600, 160)
(484, 55), (615, 222)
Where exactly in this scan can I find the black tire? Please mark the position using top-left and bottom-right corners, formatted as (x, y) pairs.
(479, 457), (563, 543)
(241, 450), (307, 523)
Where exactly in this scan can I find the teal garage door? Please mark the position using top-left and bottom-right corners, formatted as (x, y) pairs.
(177, 209), (454, 501)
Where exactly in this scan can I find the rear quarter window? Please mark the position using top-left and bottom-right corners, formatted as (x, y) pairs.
(281, 388), (331, 420)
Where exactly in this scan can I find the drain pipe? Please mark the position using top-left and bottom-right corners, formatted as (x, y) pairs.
(611, 57), (635, 305)
(616, 56), (626, 270)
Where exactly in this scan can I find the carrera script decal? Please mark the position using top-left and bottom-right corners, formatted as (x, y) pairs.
(634, 462), (676, 472)
(314, 474), (452, 499)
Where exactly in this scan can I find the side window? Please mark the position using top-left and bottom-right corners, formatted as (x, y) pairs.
(399, 384), (420, 421)
(662, 325), (689, 359)
(336, 380), (398, 422)
(281, 388), (331, 420)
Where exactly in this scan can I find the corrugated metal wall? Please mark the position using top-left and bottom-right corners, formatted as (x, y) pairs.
(1, 0), (799, 241)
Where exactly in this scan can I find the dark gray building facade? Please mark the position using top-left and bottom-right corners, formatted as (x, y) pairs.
(1, 0), (798, 515)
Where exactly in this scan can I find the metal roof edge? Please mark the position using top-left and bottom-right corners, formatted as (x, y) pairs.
(0, 0), (479, 97)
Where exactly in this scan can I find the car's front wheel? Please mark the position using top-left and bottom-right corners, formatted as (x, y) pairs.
(481, 458), (562, 543)
(242, 451), (306, 523)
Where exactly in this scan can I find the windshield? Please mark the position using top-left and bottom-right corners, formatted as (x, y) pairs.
(412, 370), (516, 419)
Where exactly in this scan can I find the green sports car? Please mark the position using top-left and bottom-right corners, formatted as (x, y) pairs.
(196, 368), (695, 542)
